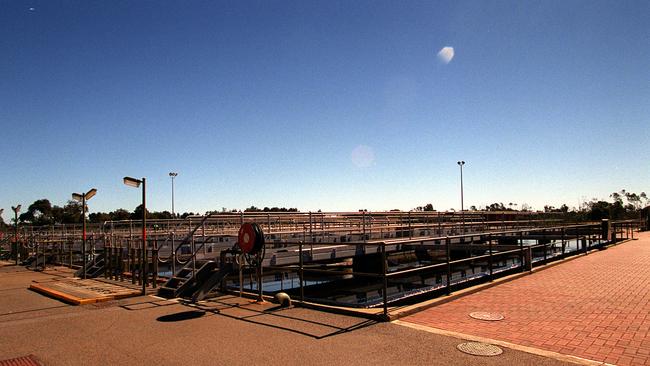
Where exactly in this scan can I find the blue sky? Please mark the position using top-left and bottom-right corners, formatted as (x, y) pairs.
(1, 0), (649, 220)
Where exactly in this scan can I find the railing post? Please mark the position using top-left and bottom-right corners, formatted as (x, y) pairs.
(299, 241), (304, 303)
(382, 242), (388, 319)
(190, 218), (196, 278)
(152, 240), (158, 289)
(361, 211), (366, 242)
(118, 243), (124, 282)
(488, 234), (493, 281)
(105, 244), (111, 279)
(519, 231), (525, 272)
(171, 233), (176, 275)
(131, 244), (136, 284)
(542, 232), (547, 262)
(136, 245), (142, 285)
(445, 236), (451, 295)
(408, 211), (412, 239)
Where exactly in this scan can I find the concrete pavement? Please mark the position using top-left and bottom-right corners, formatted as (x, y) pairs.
(0, 262), (567, 366)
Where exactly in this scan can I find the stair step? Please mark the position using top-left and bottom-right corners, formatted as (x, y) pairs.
(157, 286), (177, 299)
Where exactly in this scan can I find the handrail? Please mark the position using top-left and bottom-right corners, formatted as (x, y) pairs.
(172, 213), (215, 266)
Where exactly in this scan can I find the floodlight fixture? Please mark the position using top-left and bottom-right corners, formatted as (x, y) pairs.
(72, 193), (83, 202)
(123, 176), (142, 188)
(11, 205), (21, 213)
(85, 188), (97, 200)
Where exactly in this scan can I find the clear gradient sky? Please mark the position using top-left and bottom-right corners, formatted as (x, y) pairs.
(1, 1), (649, 220)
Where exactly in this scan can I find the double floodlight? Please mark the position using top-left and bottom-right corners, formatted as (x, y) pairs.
(169, 172), (178, 177)
(457, 161), (465, 166)
(11, 205), (21, 213)
(123, 176), (142, 188)
(72, 188), (97, 202)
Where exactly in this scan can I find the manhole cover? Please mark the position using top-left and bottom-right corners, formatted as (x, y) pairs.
(469, 311), (504, 321)
(457, 342), (503, 356)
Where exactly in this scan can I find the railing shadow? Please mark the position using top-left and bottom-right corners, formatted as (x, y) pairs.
(179, 296), (377, 339)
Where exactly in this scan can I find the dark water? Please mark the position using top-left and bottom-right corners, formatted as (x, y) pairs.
(157, 238), (600, 308)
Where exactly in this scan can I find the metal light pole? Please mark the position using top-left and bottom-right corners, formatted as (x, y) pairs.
(124, 176), (147, 295)
(457, 161), (465, 232)
(11, 205), (21, 265)
(72, 189), (97, 279)
(169, 172), (178, 217)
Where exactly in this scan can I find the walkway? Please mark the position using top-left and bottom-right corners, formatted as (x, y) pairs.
(402, 232), (650, 366)
(0, 261), (567, 365)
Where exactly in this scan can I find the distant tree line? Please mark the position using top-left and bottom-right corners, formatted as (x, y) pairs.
(2, 190), (646, 228)
(3, 199), (184, 225)
(0, 199), (301, 227)
(242, 206), (299, 213)
(409, 189), (647, 220)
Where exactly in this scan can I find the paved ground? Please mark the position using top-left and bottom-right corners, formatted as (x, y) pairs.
(0, 262), (567, 365)
(403, 232), (650, 366)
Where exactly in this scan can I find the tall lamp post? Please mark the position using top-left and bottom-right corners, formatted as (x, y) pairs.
(169, 172), (178, 217)
(123, 176), (147, 295)
(11, 205), (21, 265)
(72, 188), (97, 279)
(457, 161), (465, 232)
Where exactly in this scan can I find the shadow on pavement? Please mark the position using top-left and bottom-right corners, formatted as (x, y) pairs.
(187, 298), (377, 340)
(157, 310), (207, 322)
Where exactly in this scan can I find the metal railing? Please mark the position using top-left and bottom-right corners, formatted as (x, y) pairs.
(259, 219), (643, 320)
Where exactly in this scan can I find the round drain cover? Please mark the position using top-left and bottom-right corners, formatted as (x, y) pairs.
(469, 311), (504, 321)
(457, 342), (503, 356)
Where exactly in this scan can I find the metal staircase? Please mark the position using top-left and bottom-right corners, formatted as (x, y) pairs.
(74, 252), (106, 278)
(158, 260), (218, 299)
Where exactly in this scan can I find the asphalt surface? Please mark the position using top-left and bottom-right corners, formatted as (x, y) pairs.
(0, 262), (569, 365)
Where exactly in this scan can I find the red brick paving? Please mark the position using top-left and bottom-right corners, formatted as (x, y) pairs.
(403, 231), (650, 366)
(0, 355), (42, 366)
